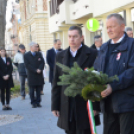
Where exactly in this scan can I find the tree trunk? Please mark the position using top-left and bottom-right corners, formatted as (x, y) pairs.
(0, 0), (7, 48)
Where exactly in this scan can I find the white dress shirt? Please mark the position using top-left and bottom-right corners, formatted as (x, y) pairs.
(96, 47), (100, 51)
(111, 34), (125, 44)
(2, 57), (6, 63)
(70, 44), (82, 57)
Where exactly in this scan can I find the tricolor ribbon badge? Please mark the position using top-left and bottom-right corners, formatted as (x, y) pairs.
(38, 58), (41, 61)
(7, 62), (10, 65)
(116, 52), (121, 61)
(84, 67), (88, 71)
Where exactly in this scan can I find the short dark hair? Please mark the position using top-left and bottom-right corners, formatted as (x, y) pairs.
(19, 44), (25, 49)
(94, 35), (101, 42)
(54, 39), (60, 44)
(69, 26), (82, 36)
(125, 27), (133, 32)
(107, 13), (125, 25)
(0, 48), (8, 58)
(37, 43), (42, 51)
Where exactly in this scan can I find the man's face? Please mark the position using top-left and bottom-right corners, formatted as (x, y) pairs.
(127, 31), (133, 38)
(19, 48), (25, 54)
(68, 30), (83, 48)
(106, 17), (125, 40)
(95, 38), (102, 48)
(54, 41), (62, 50)
(31, 44), (38, 52)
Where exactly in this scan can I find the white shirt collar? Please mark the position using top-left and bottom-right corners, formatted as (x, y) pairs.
(111, 34), (125, 44)
(2, 57), (6, 63)
(96, 47), (100, 51)
(70, 44), (82, 57)
(53, 48), (58, 53)
(2, 57), (6, 60)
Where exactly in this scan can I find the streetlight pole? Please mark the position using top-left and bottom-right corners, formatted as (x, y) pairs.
(0, 0), (7, 48)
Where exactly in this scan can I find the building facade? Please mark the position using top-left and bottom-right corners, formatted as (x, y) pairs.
(48, 0), (134, 49)
(19, 0), (53, 53)
(5, 0), (20, 57)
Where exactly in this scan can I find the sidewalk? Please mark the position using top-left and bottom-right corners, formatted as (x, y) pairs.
(0, 82), (103, 134)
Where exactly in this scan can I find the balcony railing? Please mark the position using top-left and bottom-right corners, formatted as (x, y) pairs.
(50, 0), (78, 16)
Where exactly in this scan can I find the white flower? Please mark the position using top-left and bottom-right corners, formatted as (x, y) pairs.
(92, 70), (100, 75)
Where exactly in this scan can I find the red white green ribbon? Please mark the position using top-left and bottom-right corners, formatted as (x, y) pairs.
(87, 100), (97, 134)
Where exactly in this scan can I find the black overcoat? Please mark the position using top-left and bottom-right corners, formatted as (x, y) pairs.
(24, 51), (45, 86)
(46, 48), (62, 83)
(51, 44), (100, 131)
(0, 57), (14, 89)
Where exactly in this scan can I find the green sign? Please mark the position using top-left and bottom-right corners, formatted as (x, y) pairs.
(86, 18), (100, 32)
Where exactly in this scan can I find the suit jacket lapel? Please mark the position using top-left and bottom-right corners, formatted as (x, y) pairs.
(52, 48), (56, 57)
(62, 47), (69, 66)
(0, 57), (6, 65)
(77, 45), (91, 67)
(62, 45), (91, 67)
(100, 42), (109, 72)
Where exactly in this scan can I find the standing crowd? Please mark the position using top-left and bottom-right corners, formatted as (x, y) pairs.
(0, 13), (134, 134)
(0, 38), (62, 109)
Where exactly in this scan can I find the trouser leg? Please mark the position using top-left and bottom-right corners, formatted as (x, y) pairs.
(103, 112), (120, 134)
(120, 112), (134, 134)
(30, 86), (35, 104)
(36, 86), (42, 104)
(19, 76), (26, 96)
(6, 87), (10, 105)
(1, 88), (5, 105)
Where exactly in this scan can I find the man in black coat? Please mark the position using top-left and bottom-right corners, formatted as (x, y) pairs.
(91, 35), (102, 51)
(94, 13), (134, 134)
(24, 42), (45, 108)
(46, 39), (62, 84)
(52, 26), (100, 134)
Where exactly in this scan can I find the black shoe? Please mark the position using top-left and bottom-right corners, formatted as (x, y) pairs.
(6, 106), (12, 110)
(32, 104), (37, 108)
(2, 106), (7, 110)
(37, 104), (42, 107)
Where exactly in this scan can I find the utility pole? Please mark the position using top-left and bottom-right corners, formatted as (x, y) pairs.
(0, 0), (7, 48)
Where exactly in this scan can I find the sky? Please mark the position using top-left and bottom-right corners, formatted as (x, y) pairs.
(6, 0), (20, 31)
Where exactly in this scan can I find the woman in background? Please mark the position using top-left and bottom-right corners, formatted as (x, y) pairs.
(37, 44), (46, 95)
(0, 48), (14, 110)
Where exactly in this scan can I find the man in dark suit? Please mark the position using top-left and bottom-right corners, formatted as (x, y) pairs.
(52, 26), (100, 134)
(46, 39), (62, 84)
(24, 42), (45, 108)
(125, 27), (133, 38)
(91, 35), (102, 51)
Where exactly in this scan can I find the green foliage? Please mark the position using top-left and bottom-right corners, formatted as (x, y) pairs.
(11, 85), (20, 93)
(56, 62), (119, 101)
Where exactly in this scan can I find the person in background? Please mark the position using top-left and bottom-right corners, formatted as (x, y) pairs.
(24, 42), (45, 108)
(125, 27), (133, 38)
(46, 39), (62, 84)
(13, 44), (28, 100)
(36, 43), (46, 95)
(91, 35), (103, 51)
(0, 48), (14, 110)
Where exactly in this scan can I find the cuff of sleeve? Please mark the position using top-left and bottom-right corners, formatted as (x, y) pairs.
(110, 83), (118, 92)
